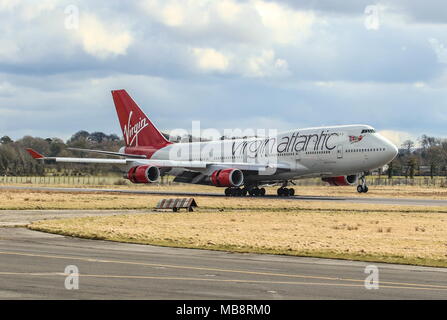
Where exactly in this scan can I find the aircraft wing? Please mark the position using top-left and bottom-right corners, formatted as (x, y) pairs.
(26, 148), (206, 168)
(26, 148), (130, 165)
(67, 147), (147, 159)
(26, 148), (295, 172)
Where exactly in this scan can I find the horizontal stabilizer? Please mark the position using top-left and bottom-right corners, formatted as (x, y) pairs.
(26, 148), (44, 159)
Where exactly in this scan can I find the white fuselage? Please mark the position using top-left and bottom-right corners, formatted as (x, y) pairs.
(132, 124), (398, 185)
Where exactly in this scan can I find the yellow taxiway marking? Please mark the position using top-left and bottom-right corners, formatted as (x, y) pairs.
(0, 271), (446, 292)
(0, 250), (446, 291)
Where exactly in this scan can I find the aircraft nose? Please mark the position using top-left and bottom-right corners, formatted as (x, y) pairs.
(386, 141), (399, 161)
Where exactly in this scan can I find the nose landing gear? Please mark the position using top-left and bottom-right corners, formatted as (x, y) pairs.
(357, 175), (369, 193)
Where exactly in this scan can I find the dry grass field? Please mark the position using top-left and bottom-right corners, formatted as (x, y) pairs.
(30, 208), (447, 267)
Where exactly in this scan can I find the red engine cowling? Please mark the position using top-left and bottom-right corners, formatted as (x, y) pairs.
(126, 165), (160, 184)
(322, 175), (358, 186)
(210, 169), (244, 187)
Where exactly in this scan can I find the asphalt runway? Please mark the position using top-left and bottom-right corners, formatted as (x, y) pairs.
(1, 227), (447, 299)
(2, 185), (447, 206)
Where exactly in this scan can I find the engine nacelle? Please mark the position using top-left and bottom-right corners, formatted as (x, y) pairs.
(210, 168), (244, 187)
(322, 175), (358, 186)
(126, 165), (160, 184)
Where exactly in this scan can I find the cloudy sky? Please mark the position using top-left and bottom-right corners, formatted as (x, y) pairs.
(1, 0), (446, 146)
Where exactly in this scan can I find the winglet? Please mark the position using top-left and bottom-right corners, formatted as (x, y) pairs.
(26, 148), (45, 159)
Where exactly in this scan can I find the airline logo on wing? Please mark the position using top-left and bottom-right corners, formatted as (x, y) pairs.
(349, 135), (364, 143)
(123, 111), (149, 146)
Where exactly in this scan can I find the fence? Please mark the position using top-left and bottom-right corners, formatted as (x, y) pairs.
(0, 175), (179, 186)
(0, 175), (124, 185)
(368, 177), (447, 187)
(293, 176), (447, 187)
(0, 175), (446, 187)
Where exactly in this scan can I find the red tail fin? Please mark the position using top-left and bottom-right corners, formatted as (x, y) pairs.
(112, 89), (171, 149)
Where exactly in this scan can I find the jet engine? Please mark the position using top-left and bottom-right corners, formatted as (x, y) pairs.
(322, 175), (358, 186)
(126, 165), (160, 184)
(210, 169), (244, 187)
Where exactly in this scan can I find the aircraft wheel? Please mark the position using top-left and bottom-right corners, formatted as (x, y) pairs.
(357, 185), (369, 193)
(225, 188), (231, 196)
(259, 188), (266, 196)
(278, 188), (287, 197)
(248, 188), (257, 196)
(289, 188), (295, 196)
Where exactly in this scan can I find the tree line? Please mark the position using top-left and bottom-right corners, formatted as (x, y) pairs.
(389, 135), (447, 178)
(0, 131), (125, 176)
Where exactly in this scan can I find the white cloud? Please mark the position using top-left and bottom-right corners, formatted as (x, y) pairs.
(252, 0), (314, 44)
(379, 130), (418, 147)
(244, 50), (289, 77)
(191, 47), (230, 72)
(161, 3), (186, 27)
(76, 13), (133, 59)
(190, 47), (289, 77)
(0, 1), (68, 63)
(141, 0), (210, 29)
(20, 0), (58, 21)
(0, 3), (135, 62)
(428, 38), (447, 64)
(0, 0), (19, 11)
(0, 0), (59, 20)
(140, 0), (314, 45)
(413, 81), (426, 88)
(216, 0), (242, 23)
(138, 0), (312, 79)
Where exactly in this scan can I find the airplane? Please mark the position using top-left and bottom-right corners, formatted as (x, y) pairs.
(26, 89), (398, 197)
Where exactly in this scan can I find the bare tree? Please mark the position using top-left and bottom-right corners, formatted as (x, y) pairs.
(401, 140), (415, 154)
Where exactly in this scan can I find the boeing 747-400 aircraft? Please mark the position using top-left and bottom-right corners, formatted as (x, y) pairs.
(26, 90), (398, 197)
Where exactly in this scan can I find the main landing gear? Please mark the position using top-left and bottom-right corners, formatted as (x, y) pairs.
(224, 187), (266, 197)
(357, 175), (369, 193)
(224, 181), (296, 197)
(277, 181), (295, 197)
(248, 187), (266, 197)
(277, 187), (295, 197)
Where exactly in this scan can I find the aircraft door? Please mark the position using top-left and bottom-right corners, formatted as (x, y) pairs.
(337, 144), (343, 159)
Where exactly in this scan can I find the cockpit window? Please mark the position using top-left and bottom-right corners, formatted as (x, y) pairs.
(361, 129), (376, 134)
